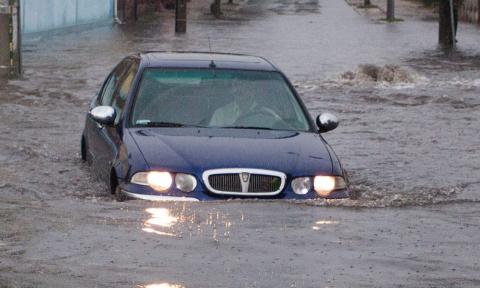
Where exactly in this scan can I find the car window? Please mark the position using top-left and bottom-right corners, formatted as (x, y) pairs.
(131, 69), (311, 131)
(112, 61), (138, 124)
(100, 60), (131, 106)
(100, 75), (117, 106)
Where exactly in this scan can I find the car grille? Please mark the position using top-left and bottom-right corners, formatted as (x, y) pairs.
(208, 174), (242, 192)
(203, 169), (286, 196)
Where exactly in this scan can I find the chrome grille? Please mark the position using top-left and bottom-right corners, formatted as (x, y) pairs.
(208, 174), (242, 192)
(203, 168), (286, 196)
(248, 175), (282, 192)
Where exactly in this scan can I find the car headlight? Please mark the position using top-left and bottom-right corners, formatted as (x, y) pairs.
(291, 177), (312, 195)
(131, 171), (173, 192)
(314, 176), (347, 197)
(175, 173), (197, 193)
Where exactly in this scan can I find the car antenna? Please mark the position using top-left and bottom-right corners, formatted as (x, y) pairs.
(208, 37), (216, 69)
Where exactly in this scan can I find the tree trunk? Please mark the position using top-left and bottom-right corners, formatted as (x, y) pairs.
(439, 0), (454, 46)
(133, 0), (138, 21)
(210, 0), (222, 17)
(387, 0), (395, 21)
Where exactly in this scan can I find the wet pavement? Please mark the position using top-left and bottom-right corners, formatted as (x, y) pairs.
(1, 0), (480, 287)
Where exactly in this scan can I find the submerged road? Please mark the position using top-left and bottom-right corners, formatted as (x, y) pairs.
(1, 0), (480, 287)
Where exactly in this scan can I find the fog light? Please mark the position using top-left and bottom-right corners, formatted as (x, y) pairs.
(291, 177), (312, 195)
(175, 173), (197, 193)
(314, 176), (347, 197)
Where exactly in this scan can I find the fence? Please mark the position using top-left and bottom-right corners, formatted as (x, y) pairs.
(20, 0), (115, 34)
(461, 0), (480, 23)
(0, 0), (20, 77)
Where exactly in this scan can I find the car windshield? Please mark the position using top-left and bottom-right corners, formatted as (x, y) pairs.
(130, 68), (311, 131)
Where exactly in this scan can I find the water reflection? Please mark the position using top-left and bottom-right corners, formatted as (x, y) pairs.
(141, 206), (243, 240)
(142, 208), (178, 237)
(144, 283), (185, 288)
(311, 220), (339, 230)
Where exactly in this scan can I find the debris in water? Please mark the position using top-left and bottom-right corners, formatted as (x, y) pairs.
(340, 64), (416, 84)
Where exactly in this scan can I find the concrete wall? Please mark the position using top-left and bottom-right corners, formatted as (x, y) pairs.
(20, 0), (115, 34)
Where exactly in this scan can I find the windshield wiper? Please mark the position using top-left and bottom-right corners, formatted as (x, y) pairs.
(137, 122), (204, 128)
(221, 126), (274, 130)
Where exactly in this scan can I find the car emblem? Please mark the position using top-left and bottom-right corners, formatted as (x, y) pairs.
(240, 172), (250, 193)
(241, 172), (250, 183)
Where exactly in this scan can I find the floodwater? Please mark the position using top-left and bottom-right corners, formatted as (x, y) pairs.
(1, 0), (480, 287)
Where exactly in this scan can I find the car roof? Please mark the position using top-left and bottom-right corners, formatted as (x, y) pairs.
(139, 51), (278, 71)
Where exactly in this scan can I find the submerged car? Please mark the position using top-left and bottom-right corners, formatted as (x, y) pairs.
(81, 52), (351, 201)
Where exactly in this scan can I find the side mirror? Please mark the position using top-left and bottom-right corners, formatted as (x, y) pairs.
(316, 112), (339, 133)
(90, 106), (116, 126)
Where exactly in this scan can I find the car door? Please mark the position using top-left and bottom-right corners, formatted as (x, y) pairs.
(86, 59), (131, 179)
(93, 59), (140, 181)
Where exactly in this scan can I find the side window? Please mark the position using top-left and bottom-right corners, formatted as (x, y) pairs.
(99, 60), (131, 106)
(112, 61), (139, 124)
(100, 75), (117, 106)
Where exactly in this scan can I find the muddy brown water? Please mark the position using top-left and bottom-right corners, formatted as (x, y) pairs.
(1, 0), (480, 287)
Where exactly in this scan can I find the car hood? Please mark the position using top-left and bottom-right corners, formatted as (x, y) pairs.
(128, 128), (333, 176)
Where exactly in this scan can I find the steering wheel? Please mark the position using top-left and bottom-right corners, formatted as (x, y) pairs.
(233, 107), (283, 127)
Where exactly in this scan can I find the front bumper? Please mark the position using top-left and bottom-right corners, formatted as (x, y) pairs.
(123, 190), (200, 202)
(121, 183), (350, 201)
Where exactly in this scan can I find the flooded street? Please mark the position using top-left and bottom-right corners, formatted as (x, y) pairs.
(1, 0), (480, 287)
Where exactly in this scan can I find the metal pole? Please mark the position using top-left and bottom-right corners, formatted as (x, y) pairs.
(449, 0), (456, 45)
(175, 0), (187, 33)
(16, 0), (20, 75)
(387, 0), (395, 21)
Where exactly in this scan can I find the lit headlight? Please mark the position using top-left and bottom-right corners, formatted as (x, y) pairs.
(131, 171), (173, 192)
(175, 173), (197, 193)
(314, 176), (347, 197)
(291, 177), (312, 195)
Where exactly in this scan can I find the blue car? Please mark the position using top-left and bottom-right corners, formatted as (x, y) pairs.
(81, 52), (352, 201)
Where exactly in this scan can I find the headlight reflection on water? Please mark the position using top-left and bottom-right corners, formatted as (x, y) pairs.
(142, 208), (178, 237)
(311, 220), (339, 230)
(144, 283), (185, 288)
(141, 205), (243, 241)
